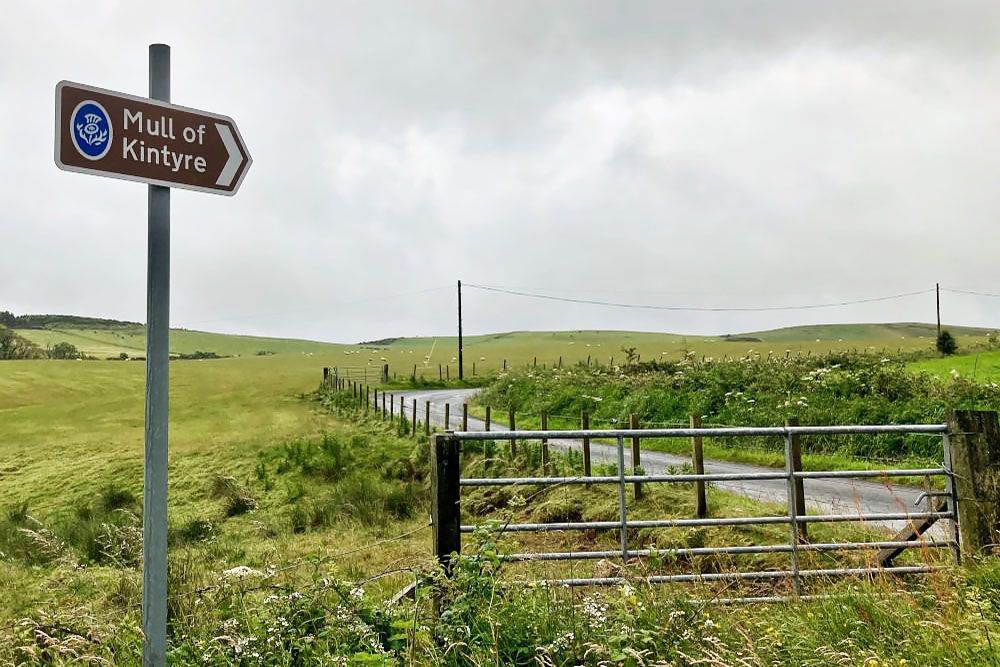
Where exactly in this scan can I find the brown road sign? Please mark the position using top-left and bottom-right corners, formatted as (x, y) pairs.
(55, 80), (251, 196)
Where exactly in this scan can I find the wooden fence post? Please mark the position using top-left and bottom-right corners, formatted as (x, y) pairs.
(425, 401), (431, 436)
(323, 367), (330, 384)
(509, 408), (517, 455)
(630, 414), (642, 499)
(503, 359), (507, 371)
(444, 403), (450, 430)
(431, 434), (462, 573)
(786, 416), (807, 543)
(382, 392), (386, 418)
(447, 365), (450, 381)
(691, 415), (707, 518)
(412, 399), (417, 436)
(472, 362), (476, 376)
(485, 406), (491, 431)
(400, 396), (405, 427)
(390, 393), (395, 419)
(582, 411), (591, 477)
(439, 364), (442, 381)
(462, 403), (469, 432)
(948, 410), (1000, 556)
(373, 388), (378, 413)
(541, 412), (550, 475)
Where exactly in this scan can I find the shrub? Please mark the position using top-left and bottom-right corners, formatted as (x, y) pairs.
(99, 482), (138, 513)
(937, 329), (958, 355)
(49, 341), (80, 360)
(477, 351), (1000, 460)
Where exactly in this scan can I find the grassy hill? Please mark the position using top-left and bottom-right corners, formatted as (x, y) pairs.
(366, 323), (993, 379)
(16, 326), (350, 358)
(8, 315), (993, 376)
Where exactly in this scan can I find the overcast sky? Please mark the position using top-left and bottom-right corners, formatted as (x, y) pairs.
(3, 1), (1000, 343)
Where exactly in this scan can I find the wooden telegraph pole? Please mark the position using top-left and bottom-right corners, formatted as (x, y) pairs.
(936, 282), (941, 338)
(457, 279), (464, 380)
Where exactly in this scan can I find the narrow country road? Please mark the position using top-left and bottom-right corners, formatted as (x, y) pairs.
(394, 387), (947, 535)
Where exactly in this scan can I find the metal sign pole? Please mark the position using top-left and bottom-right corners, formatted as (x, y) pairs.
(143, 42), (170, 667)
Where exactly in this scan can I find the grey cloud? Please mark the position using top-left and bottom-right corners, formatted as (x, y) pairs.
(2, 1), (1000, 342)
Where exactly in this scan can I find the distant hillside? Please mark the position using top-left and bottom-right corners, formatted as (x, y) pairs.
(740, 322), (995, 342)
(6, 311), (994, 370)
(13, 324), (347, 359)
(364, 322), (999, 376)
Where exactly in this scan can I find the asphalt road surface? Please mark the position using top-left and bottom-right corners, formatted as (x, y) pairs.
(393, 387), (950, 536)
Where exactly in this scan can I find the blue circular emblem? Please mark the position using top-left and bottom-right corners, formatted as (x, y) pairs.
(70, 100), (113, 160)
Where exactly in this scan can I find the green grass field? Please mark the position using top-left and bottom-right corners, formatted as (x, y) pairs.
(16, 326), (350, 358)
(374, 322), (992, 379)
(3, 326), (1000, 662)
(13, 320), (994, 377)
(0, 354), (341, 512)
(910, 349), (1000, 382)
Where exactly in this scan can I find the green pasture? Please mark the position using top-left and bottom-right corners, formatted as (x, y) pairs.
(13, 321), (995, 377)
(17, 326), (350, 358)
(3, 334), (1000, 662)
(373, 323), (991, 378)
(0, 354), (342, 512)
(910, 349), (1000, 382)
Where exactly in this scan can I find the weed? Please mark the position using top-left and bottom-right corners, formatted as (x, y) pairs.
(210, 476), (258, 517)
(174, 517), (215, 544)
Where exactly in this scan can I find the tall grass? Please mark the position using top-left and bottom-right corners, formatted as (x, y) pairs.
(477, 351), (1000, 460)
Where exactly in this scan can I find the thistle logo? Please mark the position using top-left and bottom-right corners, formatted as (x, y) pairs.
(70, 100), (112, 160)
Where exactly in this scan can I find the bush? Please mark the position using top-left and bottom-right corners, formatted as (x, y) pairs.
(937, 329), (958, 355)
(0, 326), (46, 359)
(49, 341), (80, 359)
(477, 351), (1000, 460)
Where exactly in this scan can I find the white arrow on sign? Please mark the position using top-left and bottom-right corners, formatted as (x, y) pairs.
(215, 123), (244, 187)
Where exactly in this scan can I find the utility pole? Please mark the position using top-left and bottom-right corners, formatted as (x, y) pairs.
(457, 279), (464, 380)
(936, 282), (941, 338)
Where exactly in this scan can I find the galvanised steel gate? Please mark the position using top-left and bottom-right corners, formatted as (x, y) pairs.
(431, 423), (959, 601)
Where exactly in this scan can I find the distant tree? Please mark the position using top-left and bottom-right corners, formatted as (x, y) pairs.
(936, 330), (958, 356)
(0, 311), (15, 327)
(119, 352), (130, 360)
(0, 325), (45, 359)
(50, 341), (81, 359)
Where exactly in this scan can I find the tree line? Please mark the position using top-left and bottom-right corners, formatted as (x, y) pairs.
(0, 326), (82, 360)
(0, 311), (139, 330)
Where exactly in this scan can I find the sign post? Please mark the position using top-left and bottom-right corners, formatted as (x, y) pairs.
(143, 43), (170, 667)
(54, 44), (251, 667)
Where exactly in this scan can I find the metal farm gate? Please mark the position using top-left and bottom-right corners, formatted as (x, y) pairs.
(430, 423), (959, 601)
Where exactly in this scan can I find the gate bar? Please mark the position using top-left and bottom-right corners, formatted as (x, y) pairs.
(460, 468), (947, 487)
(452, 424), (948, 440)
(530, 565), (941, 588)
(460, 511), (954, 532)
(499, 540), (954, 561)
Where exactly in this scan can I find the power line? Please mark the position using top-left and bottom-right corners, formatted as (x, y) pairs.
(464, 283), (935, 313)
(942, 287), (1000, 299)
